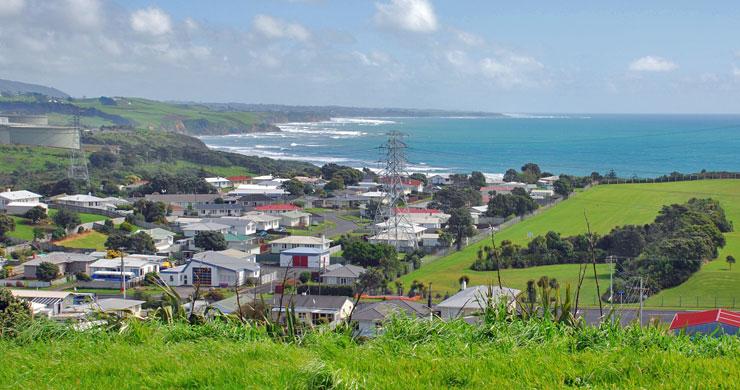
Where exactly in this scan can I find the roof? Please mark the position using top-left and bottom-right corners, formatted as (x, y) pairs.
(195, 203), (245, 210)
(96, 298), (146, 311)
(91, 257), (156, 268)
(0, 190), (41, 200)
(191, 251), (260, 272)
(217, 249), (253, 259)
(271, 236), (330, 245)
(254, 204), (301, 211)
(205, 177), (230, 183)
(238, 193), (275, 201)
(353, 300), (430, 321)
(480, 185), (516, 193)
(271, 295), (350, 310)
(58, 194), (104, 202)
(420, 233), (439, 239)
(321, 264), (366, 278)
(281, 210), (311, 218)
(669, 309), (740, 330)
(281, 246), (329, 255)
(144, 193), (221, 203)
(141, 228), (175, 240)
(182, 222), (230, 232)
(10, 289), (72, 299)
(395, 207), (443, 214)
(242, 212), (281, 223)
(24, 252), (97, 266)
(436, 285), (520, 310)
(227, 175), (252, 181)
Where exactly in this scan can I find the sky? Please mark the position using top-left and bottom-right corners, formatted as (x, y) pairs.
(2, 0), (740, 113)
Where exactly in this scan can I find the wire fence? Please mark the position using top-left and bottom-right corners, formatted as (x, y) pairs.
(598, 172), (739, 185)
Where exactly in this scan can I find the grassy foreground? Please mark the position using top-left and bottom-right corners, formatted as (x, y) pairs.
(400, 180), (740, 306)
(0, 318), (737, 389)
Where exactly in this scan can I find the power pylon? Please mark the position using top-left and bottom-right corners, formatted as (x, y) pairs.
(67, 115), (90, 186)
(373, 131), (417, 250)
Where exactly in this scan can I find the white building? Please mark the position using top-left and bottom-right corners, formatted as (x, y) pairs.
(280, 211), (311, 227)
(279, 247), (331, 269)
(368, 224), (426, 250)
(56, 194), (106, 209)
(205, 177), (232, 189)
(271, 295), (354, 326)
(182, 222), (230, 238)
(0, 189), (46, 215)
(89, 257), (160, 282)
(10, 290), (73, 316)
(435, 285), (520, 320)
(161, 251), (260, 287)
(228, 184), (287, 197)
(95, 298), (145, 316)
(243, 212), (281, 231)
(270, 235), (332, 254)
(139, 228), (176, 253)
(203, 217), (257, 236)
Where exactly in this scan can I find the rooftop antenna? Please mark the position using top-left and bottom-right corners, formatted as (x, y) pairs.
(373, 131), (417, 250)
(67, 114), (90, 186)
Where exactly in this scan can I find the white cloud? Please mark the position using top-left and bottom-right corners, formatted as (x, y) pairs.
(65, 0), (102, 30)
(252, 14), (310, 41)
(354, 50), (391, 67)
(479, 54), (544, 87)
(450, 28), (483, 47)
(629, 56), (677, 72)
(374, 0), (438, 33)
(0, 0), (25, 17)
(130, 7), (172, 36)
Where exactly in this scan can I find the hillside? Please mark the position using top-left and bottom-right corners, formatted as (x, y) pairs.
(399, 180), (740, 307)
(0, 129), (320, 192)
(0, 78), (69, 98)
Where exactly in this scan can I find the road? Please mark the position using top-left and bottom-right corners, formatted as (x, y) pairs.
(320, 211), (359, 238)
(580, 308), (678, 326)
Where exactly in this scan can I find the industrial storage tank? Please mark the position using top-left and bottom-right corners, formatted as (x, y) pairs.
(0, 114), (80, 149)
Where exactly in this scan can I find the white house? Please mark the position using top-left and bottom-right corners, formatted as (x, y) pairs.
(253, 204), (302, 215)
(280, 211), (311, 227)
(10, 290), (73, 316)
(270, 236), (332, 254)
(228, 184), (287, 197)
(243, 212), (281, 231)
(182, 222), (230, 238)
(421, 233), (441, 248)
(95, 298), (145, 316)
(368, 224), (426, 250)
(139, 228), (176, 253)
(161, 251), (260, 287)
(203, 217), (257, 236)
(205, 177), (232, 189)
(353, 300), (431, 337)
(279, 247), (331, 269)
(89, 257), (160, 282)
(537, 175), (560, 189)
(0, 189), (45, 215)
(271, 295), (354, 326)
(56, 194), (106, 209)
(429, 174), (450, 186)
(320, 264), (366, 286)
(435, 284), (520, 320)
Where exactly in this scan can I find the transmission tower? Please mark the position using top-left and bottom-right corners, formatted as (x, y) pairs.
(373, 131), (417, 250)
(67, 115), (90, 186)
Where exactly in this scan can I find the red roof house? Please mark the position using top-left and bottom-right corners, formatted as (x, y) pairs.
(227, 176), (253, 185)
(669, 309), (740, 336)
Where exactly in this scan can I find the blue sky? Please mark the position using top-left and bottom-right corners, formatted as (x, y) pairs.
(2, 0), (740, 113)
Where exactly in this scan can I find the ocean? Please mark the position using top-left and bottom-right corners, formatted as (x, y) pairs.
(200, 114), (740, 177)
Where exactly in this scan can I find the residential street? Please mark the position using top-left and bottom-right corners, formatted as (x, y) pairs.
(320, 211), (359, 238)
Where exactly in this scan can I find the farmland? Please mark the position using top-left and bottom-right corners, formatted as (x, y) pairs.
(399, 180), (740, 307)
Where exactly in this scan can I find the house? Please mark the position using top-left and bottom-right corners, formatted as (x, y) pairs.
(23, 252), (98, 279)
(182, 222), (230, 238)
(224, 233), (260, 253)
(483, 173), (506, 184)
(380, 177), (424, 194)
(429, 174), (450, 186)
(194, 203), (245, 217)
(271, 295), (354, 326)
(238, 193), (280, 208)
(305, 194), (370, 209)
(203, 217), (257, 236)
(529, 189), (555, 200)
(254, 203), (302, 215)
(161, 251), (260, 287)
(320, 264), (366, 286)
(280, 211), (311, 227)
(143, 193), (221, 214)
(353, 300), (431, 337)
(252, 175), (274, 183)
(89, 257), (160, 282)
(435, 284), (520, 320)
(537, 175), (560, 189)
(420, 233), (441, 248)
(0, 189), (46, 215)
(205, 177), (232, 189)
(242, 212), (281, 231)
(95, 298), (146, 316)
(139, 228), (176, 253)
(368, 224), (426, 251)
(10, 290), (73, 316)
(56, 194), (106, 209)
(270, 236), (332, 254)
(669, 309), (740, 336)
(228, 184), (287, 197)
(279, 247), (331, 269)
(226, 176), (252, 185)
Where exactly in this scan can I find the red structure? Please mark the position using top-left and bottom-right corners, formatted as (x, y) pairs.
(669, 309), (740, 336)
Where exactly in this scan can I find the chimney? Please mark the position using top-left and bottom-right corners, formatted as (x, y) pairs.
(460, 279), (467, 290)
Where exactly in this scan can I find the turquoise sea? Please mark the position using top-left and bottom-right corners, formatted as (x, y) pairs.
(200, 114), (740, 177)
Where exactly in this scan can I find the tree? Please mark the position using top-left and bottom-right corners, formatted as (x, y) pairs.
(36, 262), (60, 281)
(299, 271), (311, 284)
(446, 207), (476, 250)
(521, 163), (541, 177)
(503, 169), (518, 182)
(323, 178), (345, 191)
(133, 200), (167, 223)
(727, 255), (736, 271)
(409, 173), (428, 186)
(0, 288), (32, 337)
(23, 206), (47, 224)
(105, 232), (156, 254)
(194, 231), (228, 251)
(32, 228), (45, 241)
(88, 150), (118, 169)
(468, 171), (486, 190)
(52, 209), (81, 230)
(281, 179), (305, 196)
(553, 178), (574, 198)
(429, 186), (482, 212)
(0, 215), (16, 238)
(355, 267), (385, 295)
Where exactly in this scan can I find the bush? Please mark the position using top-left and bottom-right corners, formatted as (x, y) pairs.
(51, 228), (67, 240)
(299, 271), (311, 284)
(296, 285), (354, 297)
(52, 209), (81, 230)
(77, 226), (86, 234)
(75, 272), (92, 282)
(36, 262), (60, 281)
(0, 288), (32, 337)
(119, 222), (136, 233)
(204, 289), (226, 302)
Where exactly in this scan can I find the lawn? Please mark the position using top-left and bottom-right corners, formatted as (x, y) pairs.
(5, 210), (109, 242)
(287, 221), (337, 236)
(399, 180), (740, 307)
(55, 231), (109, 250)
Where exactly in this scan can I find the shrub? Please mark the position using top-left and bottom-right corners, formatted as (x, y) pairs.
(119, 222), (136, 233)
(296, 285), (354, 297)
(299, 271), (311, 284)
(75, 272), (92, 282)
(204, 289), (226, 302)
(0, 288), (31, 337)
(52, 209), (81, 230)
(51, 228), (67, 240)
(77, 226), (86, 234)
(36, 262), (60, 281)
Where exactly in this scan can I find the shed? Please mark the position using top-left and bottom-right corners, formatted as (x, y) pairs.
(669, 309), (740, 336)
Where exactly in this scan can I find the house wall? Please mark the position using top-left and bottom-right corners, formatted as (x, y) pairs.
(279, 253), (330, 268)
(321, 276), (357, 286)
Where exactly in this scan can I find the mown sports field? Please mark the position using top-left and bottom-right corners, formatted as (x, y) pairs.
(398, 179), (740, 308)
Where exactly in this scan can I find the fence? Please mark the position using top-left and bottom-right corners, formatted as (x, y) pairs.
(583, 294), (740, 310)
(598, 172), (739, 185)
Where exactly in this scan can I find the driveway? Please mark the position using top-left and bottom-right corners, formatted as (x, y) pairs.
(319, 211), (359, 238)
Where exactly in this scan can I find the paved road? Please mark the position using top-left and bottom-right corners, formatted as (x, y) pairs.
(580, 308), (678, 326)
(320, 211), (359, 238)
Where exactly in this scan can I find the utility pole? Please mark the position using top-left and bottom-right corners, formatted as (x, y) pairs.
(638, 277), (643, 326)
(609, 255), (614, 311)
(120, 249), (126, 300)
(489, 225), (502, 289)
